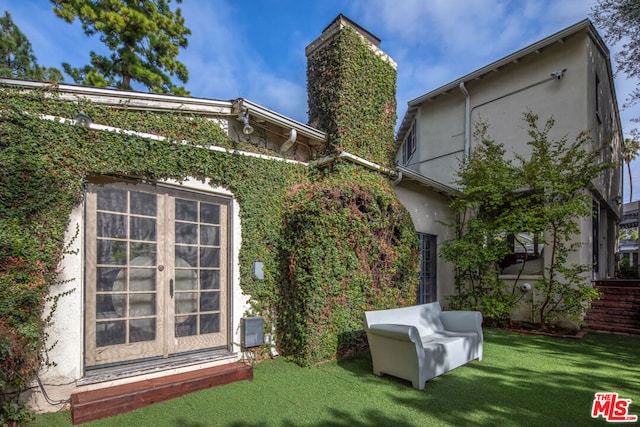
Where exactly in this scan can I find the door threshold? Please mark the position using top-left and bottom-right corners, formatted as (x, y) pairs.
(79, 349), (236, 386)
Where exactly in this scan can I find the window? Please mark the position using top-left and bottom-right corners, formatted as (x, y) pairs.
(417, 233), (437, 304)
(499, 232), (544, 275)
(402, 121), (417, 165)
(84, 179), (231, 368)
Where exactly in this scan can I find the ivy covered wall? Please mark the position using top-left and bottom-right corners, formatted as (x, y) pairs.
(0, 87), (308, 415)
(307, 24), (398, 169)
(275, 19), (419, 365)
(1, 17), (419, 418)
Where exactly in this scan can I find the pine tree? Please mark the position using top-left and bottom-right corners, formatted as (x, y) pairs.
(0, 11), (63, 81)
(51, 0), (191, 95)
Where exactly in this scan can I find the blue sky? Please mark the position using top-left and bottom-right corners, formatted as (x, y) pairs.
(4, 0), (640, 201)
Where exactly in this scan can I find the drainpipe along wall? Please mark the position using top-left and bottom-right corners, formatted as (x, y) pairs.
(459, 82), (471, 157)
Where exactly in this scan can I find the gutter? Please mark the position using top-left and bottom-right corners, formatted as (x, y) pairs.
(310, 151), (398, 178)
(396, 166), (459, 196)
(234, 98), (326, 142)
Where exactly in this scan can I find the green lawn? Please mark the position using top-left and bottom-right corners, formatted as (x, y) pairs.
(34, 329), (640, 426)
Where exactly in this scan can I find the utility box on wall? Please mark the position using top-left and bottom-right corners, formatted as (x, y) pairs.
(241, 317), (264, 348)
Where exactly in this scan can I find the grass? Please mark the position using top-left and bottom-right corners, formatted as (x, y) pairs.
(34, 329), (640, 426)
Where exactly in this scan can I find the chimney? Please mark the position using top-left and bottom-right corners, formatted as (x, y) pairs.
(306, 14), (398, 168)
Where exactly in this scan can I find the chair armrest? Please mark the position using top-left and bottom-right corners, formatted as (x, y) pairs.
(367, 323), (421, 344)
(440, 311), (483, 334)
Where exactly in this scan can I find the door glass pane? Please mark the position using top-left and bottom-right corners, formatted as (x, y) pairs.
(96, 321), (126, 347)
(200, 270), (220, 290)
(176, 269), (197, 291)
(96, 188), (126, 212)
(175, 246), (197, 268)
(200, 314), (220, 334)
(176, 199), (197, 221)
(200, 248), (219, 268)
(97, 240), (127, 265)
(176, 223), (197, 244)
(129, 268), (156, 291)
(96, 267), (121, 292)
(200, 225), (220, 246)
(130, 217), (156, 241)
(97, 213), (127, 238)
(175, 316), (197, 337)
(200, 203), (220, 224)
(130, 191), (157, 216)
(129, 293), (156, 316)
(96, 294), (125, 319)
(130, 243), (156, 264)
(130, 319), (156, 343)
(176, 293), (197, 314)
(200, 291), (219, 311)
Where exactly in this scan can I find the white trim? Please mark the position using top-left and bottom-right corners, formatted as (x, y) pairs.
(39, 114), (308, 166)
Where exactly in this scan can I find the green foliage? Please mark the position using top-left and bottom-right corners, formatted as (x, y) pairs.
(440, 122), (522, 322)
(618, 257), (638, 278)
(0, 11), (63, 81)
(307, 26), (397, 168)
(51, 0), (190, 94)
(442, 112), (611, 328)
(1, 54), (416, 418)
(278, 166), (419, 365)
(1, 18), (416, 418)
(0, 86), (305, 421)
(278, 23), (417, 366)
(623, 137), (640, 203)
(591, 0), (640, 112)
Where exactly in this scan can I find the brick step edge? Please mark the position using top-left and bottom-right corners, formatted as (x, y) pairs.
(584, 322), (640, 336)
(585, 311), (640, 320)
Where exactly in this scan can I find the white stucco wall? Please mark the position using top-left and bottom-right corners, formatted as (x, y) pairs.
(29, 178), (247, 413)
(394, 182), (457, 304)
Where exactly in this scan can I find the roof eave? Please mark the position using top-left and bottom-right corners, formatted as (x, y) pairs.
(407, 19), (594, 107)
(0, 77), (233, 115)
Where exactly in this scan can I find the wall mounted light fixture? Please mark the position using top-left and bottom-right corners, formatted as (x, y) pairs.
(238, 110), (254, 135)
(74, 111), (92, 128)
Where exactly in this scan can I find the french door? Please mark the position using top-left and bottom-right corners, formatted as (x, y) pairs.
(84, 179), (230, 368)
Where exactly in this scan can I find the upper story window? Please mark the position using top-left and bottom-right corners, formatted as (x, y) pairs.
(402, 121), (417, 165)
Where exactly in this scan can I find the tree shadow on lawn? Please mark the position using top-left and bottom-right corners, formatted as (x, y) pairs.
(330, 329), (640, 427)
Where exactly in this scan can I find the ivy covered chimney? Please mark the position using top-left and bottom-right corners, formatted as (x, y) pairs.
(306, 14), (398, 169)
(277, 16), (418, 367)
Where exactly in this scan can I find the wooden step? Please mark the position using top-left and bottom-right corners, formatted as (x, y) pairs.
(71, 362), (252, 425)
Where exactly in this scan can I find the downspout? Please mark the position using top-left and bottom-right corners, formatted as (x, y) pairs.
(459, 82), (471, 157)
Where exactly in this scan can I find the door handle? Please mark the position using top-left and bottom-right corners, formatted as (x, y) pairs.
(170, 279), (174, 298)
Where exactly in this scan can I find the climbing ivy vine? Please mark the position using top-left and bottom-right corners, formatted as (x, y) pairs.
(307, 26), (398, 169)
(0, 86), (307, 421)
(1, 21), (419, 420)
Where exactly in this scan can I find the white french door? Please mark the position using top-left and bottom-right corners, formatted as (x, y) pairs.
(84, 179), (229, 368)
